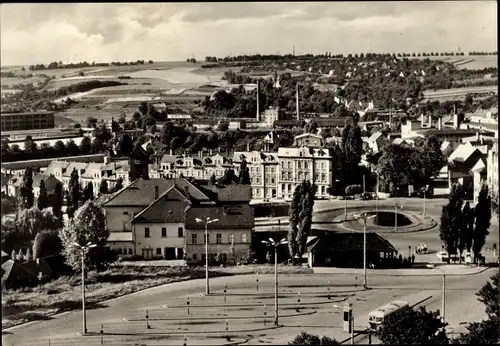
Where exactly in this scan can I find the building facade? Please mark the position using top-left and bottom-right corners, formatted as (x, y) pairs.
(1, 111), (55, 131)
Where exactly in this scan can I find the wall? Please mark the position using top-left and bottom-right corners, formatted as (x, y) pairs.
(135, 222), (185, 258)
(185, 228), (252, 262)
(105, 206), (144, 232)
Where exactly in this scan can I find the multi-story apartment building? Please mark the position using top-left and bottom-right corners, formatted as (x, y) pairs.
(1, 111), (55, 131)
(152, 133), (335, 201)
(44, 158), (129, 195)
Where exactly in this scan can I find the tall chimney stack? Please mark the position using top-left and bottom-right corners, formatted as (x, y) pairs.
(296, 83), (300, 121)
(256, 82), (260, 122)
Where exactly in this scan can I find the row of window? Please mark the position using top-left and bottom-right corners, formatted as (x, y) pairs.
(191, 233), (247, 244)
(144, 227), (184, 238)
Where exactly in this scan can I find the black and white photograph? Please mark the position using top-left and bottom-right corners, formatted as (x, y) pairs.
(1, 2), (498, 345)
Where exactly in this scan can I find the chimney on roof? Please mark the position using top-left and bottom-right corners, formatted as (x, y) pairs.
(438, 117), (443, 131)
(154, 185), (159, 200)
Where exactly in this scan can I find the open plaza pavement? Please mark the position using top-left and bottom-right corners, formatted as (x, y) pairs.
(3, 197), (498, 346)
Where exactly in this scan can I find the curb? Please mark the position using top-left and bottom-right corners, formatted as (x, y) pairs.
(256, 206), (438, 234)
(312, 265), (494, 276)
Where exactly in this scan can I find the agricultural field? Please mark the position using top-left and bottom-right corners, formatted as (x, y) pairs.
(415, 55), (498, 69)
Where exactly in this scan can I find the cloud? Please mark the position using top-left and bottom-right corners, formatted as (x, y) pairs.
(0, 2), (497, 66)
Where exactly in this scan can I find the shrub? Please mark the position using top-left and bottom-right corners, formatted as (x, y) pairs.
(288, 332), (339, 345)
(345, 184), (363, 196)
(118, 254), (144, 262)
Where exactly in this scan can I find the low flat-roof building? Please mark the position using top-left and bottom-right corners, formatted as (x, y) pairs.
(1, 111), (55, 131)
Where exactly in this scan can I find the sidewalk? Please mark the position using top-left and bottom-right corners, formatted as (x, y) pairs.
(312, 264), (494, 276)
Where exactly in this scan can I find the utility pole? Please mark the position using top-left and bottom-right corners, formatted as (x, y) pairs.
(352, 213), (375, 289)
(262, 238), (288, 326)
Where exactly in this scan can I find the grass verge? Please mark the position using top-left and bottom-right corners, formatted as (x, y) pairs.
(1, 264), (311, 329)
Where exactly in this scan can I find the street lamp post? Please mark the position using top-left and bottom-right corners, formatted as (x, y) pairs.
(423, 184), (429, 218)
(427, 264), (446, 324)
(352, 213), (376, 289)
(262, 238), (288, 326)
(195, 217), (219, 295)
(73, 242), (96, 335)
(394, 202), (403, 232)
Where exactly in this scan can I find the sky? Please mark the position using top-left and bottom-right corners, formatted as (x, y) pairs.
(0, 2), (497, 66)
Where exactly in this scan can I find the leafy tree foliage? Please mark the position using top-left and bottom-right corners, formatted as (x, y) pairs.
(83, 182), (94, 201)
(37, 180), (50, 210)
(376, 306), (448, 344)
(453, 272), (499, 344)
(209, 174), (217, 185)
(2, 218), (31, 254)
(59, 200), (110, 271)
(288, 332), (339, 345)
(1, 196), (17, 215)
(439, 183), (465, 261)
(239, 158), (251, 184)
(67, 168), (80, 218)
(341, 120), (363, 186)
(20, 167), (34, 208)
(51, 182), (63, 221)
(219, 169), (238, 185)
(114, 177), (124, 192)
(99, 179), (109, 195)
(32, 229), (63, 259)
(457, 201), (474, 262)
(15, 206), (59, 239)
(117, 133), (134, 156)
(288, 180), (315, 262)
(472, 185), (492, 262)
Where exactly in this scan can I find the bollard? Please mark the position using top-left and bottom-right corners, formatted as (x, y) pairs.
(146, 310), (151, 329)
(226, 320), (230, 341)
(327, 280), (331, 300)
(256, 272), (259, 291)
(187, 297), (190, 315)
(296, 292), (301, 312)
(264, 304), (267, 326)
(183, 335), (187, 346)
(100, 324), (104, 345)
(224, 284), (227, 303)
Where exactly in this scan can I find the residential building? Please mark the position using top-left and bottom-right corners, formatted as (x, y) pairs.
(184, 184), (253, 264)
(487, 140), (498, 203)
(294, 133), (324, 148)
(263, 107), (282, 127)
(6, 173), (61, 198)
(366, 132), (389, 153)
(45, 159), (129, 195)
(102, 178), (254, 262)
(448, 142), (486, 195)
(1, 111), (55, 131)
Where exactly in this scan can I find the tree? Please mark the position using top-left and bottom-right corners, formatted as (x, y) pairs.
(376, 306), (448, 344)
(67, 168), (80, 218)
(288, 332), (339, 345)
(477, 271), (499, 319)
(114, 177), (124, 192)
(20, 167), (34, 208)
(99, 179), (108, 195)
(117, 133), (134, 156)
(416, 135), (447, 183)
(79, 136), (92, 155)
(288, 180), (315, 262)
(453, 272), (499, 344)
(86, 116), (98, 128)
(219, 169), (237, 185)
(59, 200), (111, 271)
(51, 182), (63, 221)
(32, 229), (63, 259)
(472, 185), (491, 262)
(457, 201), (473, 262)
(209, 174), (216, 185)
(439, 183), (464, 262)
(37, 180), (50, 210)
(239, 158), (251, 184)
(342, 122), (363, 185)
(15, 206), (59, 239)
(84, 182), (94, 201)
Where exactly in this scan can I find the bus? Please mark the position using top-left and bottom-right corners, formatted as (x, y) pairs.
(368, 300), (409, 330)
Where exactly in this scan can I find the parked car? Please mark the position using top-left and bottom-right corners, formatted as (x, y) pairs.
(436, 251), (449, 262)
